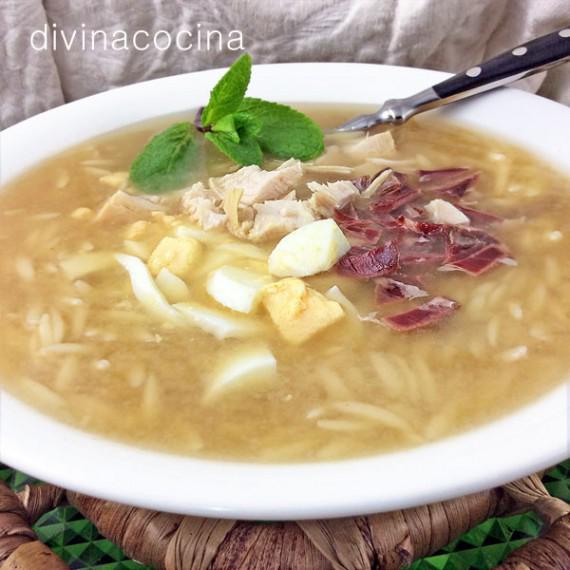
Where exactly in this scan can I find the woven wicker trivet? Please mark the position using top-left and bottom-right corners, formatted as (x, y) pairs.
(0, 472), (568, 569)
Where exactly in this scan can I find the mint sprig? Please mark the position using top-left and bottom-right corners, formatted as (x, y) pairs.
(130, 53), (324, 193)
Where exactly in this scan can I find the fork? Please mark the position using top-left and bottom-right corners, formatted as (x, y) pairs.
(337, 27), (570, 132)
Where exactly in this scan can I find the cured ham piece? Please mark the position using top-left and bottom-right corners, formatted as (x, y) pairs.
(367, 211), (401, 229)
(333, 206), (360, 224)
(351, 175), (373, 192)
(418, 168), (479, 198)
(382, 297), (459, 331)
(397, 220), (448, 267)
(443, 244), (508, 276)
(329, 166), (513, 326)
(455, 204), (502, 225)
(375, 278), (428, 304)
(351, 168), (392, 195)
(443, 226), (508, 275)
(334, 209), (382, 245)
(397, 216), (448, 236)
(400, 205), (424, 220)
(445, 227), (499, 263)
(369, 173), (421, 213)
(400, 246), (447, 267)
(336, 242), (400, 278)
(339, 221), (382, 245)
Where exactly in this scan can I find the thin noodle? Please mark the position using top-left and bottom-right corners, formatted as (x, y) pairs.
(317, 419), (369, 432)
(316, 367), (352, 400)
(55, 355), (79, 390)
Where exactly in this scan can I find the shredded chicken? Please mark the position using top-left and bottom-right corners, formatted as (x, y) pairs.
(307, 180), (359, 217)
(249, 200), (316, 242)
(209, 159), (303, 205)
(179, 156), (370, 242)
(222, 188), (255, 239)
(346, 131), (396, 161)
(95, 190), (167, 224)
(180, 161), (314, 241)
(180, 182), (227, 230)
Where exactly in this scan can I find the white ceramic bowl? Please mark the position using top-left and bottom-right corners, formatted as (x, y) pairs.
(1, 63), (569, 521)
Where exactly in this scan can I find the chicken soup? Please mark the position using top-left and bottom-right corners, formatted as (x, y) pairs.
(1, 102), (570, 461)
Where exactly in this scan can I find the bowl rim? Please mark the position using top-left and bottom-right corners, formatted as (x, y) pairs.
(0, 62), (569, 520)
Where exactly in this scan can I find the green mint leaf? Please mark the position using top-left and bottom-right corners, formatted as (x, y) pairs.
(211, 114), (240, 143)
(207, 112), (263, 165)
(232, 112), (262, 139)
(206, 130), (263, 166)
(201, 53), (252, 127)
(212, 112), (262, 139)
(237, 97), (324, 161)
(130, 122), (197, 193)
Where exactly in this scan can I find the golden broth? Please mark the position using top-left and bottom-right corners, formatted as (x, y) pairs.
(1, 105), (569, 462)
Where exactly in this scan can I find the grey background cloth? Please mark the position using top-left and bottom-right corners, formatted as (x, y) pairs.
(1, 0), (569, 129)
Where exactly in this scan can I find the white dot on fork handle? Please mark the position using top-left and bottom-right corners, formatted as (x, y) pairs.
(560, 29), (570, 38)
(512, 46), (527, 56)
(466, 66), (482, 77)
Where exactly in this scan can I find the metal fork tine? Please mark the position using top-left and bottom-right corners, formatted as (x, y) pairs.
(336, 113), (381, 132)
